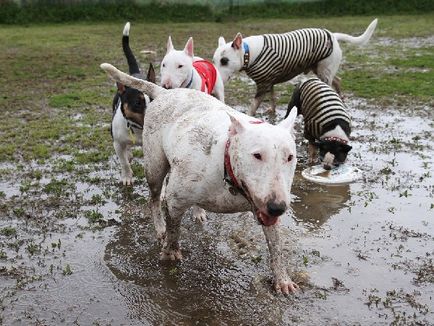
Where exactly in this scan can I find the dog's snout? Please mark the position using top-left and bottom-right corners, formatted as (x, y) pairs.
(266, 201), (286, 217)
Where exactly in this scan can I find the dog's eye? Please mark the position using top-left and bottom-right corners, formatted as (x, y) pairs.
(162, 63), (165, 68)
(220, 57), (229, 66)
(178, 64), (183, 68)
(253, 153), (262, 161)
(287, 154), (293, 162)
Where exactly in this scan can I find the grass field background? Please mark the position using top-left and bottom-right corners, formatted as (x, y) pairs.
(0, 14), (432, 164)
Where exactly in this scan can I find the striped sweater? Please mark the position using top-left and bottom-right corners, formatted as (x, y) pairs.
(246, 29), (333, 97)
(286, 78), (351, 142)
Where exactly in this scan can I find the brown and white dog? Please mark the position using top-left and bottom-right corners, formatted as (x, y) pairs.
(111, 22), (155, 185)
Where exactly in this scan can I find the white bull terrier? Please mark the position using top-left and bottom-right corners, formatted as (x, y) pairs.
(101, 63), (299, 294)
(213, 19), (378, 116)
(160, 36), (225, 102)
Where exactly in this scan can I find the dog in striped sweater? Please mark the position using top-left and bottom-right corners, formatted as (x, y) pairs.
(285, 77), (352, 170)
(213, 19), (377, 116)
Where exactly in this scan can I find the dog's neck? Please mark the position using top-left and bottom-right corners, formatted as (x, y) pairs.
(239, 36), (264, 71)
(321, 125), (349, 142)
(224, 119), (265, 198)
(182, 68), (201, 90)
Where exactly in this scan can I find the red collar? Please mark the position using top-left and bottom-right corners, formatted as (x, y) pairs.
(223, 119), (264, 196)
(322, 136), (348, 144)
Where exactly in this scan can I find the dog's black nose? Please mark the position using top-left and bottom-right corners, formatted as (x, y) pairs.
(266, 201), (286, 217)
(323, 164), (332, 171)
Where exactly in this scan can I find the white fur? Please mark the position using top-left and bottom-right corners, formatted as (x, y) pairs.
(321, 125), (349, 141)
(213, 19), (378, 115)
(123, 22), (130, 36)
(101, 63), (299, 294)
(160, 36), (225, 102)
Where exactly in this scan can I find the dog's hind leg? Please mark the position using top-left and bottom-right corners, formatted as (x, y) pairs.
(262, 224), (299, 294)
(159, 173), (189, 261)
(144, 146), (170, 242)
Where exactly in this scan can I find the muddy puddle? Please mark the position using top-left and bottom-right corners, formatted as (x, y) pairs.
(1, 98), (432, 325)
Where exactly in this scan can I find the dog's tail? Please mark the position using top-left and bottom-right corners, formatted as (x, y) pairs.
(101, 63), (166, 99)
(334, 19), (378, 46)
(122, 22), (141, 75)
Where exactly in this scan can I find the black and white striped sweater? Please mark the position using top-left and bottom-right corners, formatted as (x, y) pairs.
(286, 78), (351, 143)
(246, 29), (333, 98)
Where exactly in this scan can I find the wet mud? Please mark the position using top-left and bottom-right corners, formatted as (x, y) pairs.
(1, 46), (434, 325)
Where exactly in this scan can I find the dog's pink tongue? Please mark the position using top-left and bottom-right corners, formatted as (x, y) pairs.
(257, 211), (279, 226)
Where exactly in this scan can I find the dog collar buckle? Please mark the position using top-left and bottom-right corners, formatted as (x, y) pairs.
(241, 42), (250, 71)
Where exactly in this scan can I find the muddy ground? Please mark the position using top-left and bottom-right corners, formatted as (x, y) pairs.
(1, 16), (433, 325)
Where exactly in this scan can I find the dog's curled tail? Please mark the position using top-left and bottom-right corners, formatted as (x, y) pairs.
(334, 18), (378, 46)
(101, 63), (166, 99)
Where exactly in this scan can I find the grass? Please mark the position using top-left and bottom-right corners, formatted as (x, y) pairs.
(0, 14), (432, 164)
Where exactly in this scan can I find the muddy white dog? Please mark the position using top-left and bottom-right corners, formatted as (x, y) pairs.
(160, 36), (225, 102)
(213, 19), (378, 115)
(101, 62), (299, 294)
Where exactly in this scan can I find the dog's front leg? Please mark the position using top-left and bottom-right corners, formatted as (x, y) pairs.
(308, 143), (318, 165)
(262, 224), (299, 294)
(264, 86), (277, 115)
(114, 141), (133, 185)
(248, 94), (265, 116)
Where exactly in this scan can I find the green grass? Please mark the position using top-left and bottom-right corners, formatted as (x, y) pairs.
(0, 14), (432, 165)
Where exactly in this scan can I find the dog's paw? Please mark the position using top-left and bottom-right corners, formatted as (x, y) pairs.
(192, 207), (207, 223)
(274, 279), (299, 295)
(121, 176), (133, 186)
(160, 248), (183, 261)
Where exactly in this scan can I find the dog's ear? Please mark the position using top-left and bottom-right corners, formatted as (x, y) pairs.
(231, 33), (243, 50)
(227, 113), (245, 136)
(342, 144), (352, 153)
(278, 106), (297, 138)
(183, 37), (194, 58)
(166, 35), (174, 53)
(147, 63), (156, 84)
(116, 82), (125, 94)
(218, 36), (226, 47)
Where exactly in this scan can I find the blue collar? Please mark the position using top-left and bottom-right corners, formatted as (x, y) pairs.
(241, 42), (250, 71)
(185, 70), (194, 88)
(243, 42), (249, 54)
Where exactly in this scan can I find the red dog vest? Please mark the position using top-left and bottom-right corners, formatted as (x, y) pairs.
(193, 60), (217, 95)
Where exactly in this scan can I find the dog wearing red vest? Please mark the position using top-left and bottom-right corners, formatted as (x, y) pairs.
(160, 36), (225, 102)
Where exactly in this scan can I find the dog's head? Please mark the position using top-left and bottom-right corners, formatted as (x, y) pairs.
(228, 109), (297, 226)
(315, 140), (352, 170)
(160, 36), (195, 89)
(212, 33), (244, 83)
(116, 63), (156, 124)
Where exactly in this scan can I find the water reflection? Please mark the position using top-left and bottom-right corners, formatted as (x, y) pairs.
(292, 171), (351, 230)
